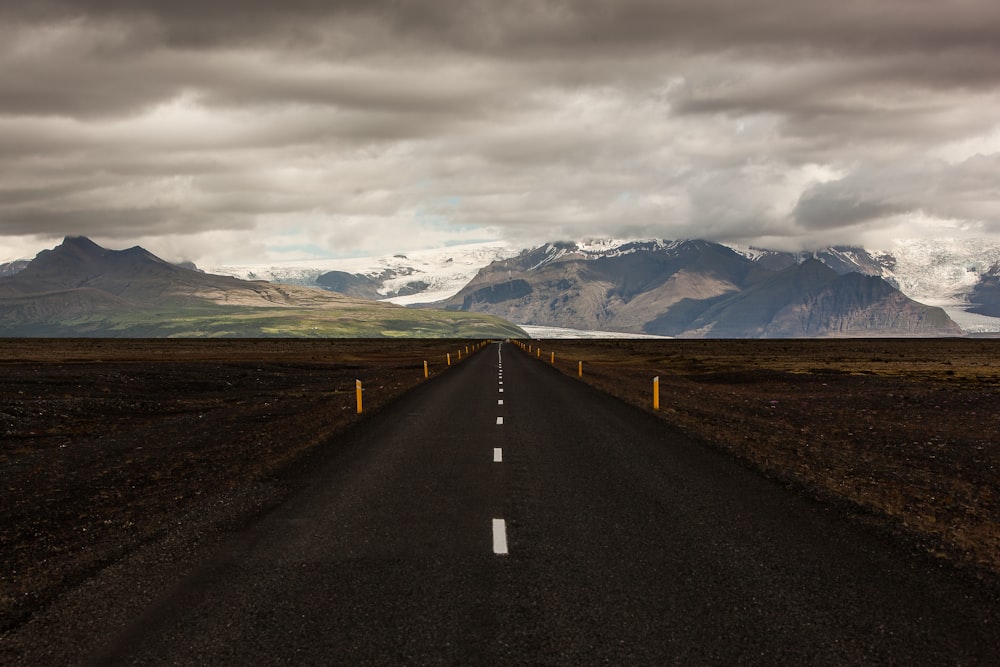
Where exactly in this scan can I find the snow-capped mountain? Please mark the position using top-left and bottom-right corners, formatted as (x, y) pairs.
(10, 235), (997, 333)
(204, 242), (522, 305)
(725, 239), (1000, 304)
(864, 240), (1000, 334)
(871, 239), (1000, 301)
(201, 236), (1000, 333)
(0, 237), (526, 338)
(442, 239), (964, 338)
(723, 239), (1000, 333)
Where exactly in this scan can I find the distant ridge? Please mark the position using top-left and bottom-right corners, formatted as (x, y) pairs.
(0, 259), (30, 277)
(5, 236), (996, 336)
(440, 240), (961, 338)
(7, 236), (982, 330)
(0, 237), (525, 338)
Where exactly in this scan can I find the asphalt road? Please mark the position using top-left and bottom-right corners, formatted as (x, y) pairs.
(93, 342), (1000, 665)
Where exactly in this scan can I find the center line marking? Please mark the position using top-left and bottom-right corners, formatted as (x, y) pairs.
(493, 519), (508, 555)
(496, 416), (504, 425)
(494, 448), (502, 462)
(499, 388), (504, 393)
(498, 399), (504, 405)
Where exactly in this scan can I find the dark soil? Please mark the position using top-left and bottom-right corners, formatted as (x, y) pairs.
(3, 338), (999, 657)
(0, 338), (478, 637)
(525, 338), (1000, 580)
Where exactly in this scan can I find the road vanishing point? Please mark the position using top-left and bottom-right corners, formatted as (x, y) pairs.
(93, 342), (999, 664)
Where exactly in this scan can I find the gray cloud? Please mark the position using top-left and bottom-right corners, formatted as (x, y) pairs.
(795, 155), (1000, 232)
(1, 1), (999, 262)
(794, 191), (909, 231)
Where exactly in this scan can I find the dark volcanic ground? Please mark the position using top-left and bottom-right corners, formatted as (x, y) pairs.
(1, 339), (468, 640)
(530, 338), (1000, 579)
(2, 338), (999, 661)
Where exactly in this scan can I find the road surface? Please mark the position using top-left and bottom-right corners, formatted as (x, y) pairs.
(93, 342), (1000, 664)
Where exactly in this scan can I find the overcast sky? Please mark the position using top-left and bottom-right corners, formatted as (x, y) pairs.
(2, 0), (999, 264)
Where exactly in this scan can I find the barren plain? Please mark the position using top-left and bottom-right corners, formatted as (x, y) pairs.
(1, 338), (474, 640)
(2, 338), (999, 655)
(527, 338), (1000, 580)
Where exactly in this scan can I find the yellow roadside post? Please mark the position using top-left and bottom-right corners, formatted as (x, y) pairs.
(653, 376), (660, 410)
(537, 348), (541, 358)
(578, 361), (583, 377)
(356, 379), (363, 414)
(447, 353), (451, 366)
(424, 360), (428, 378)
(550, 351), (555, 364)
(458, 349), (462, 360)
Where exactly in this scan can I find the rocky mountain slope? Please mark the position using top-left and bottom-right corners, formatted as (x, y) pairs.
(0, 259), (29, 277)
(177, 237), (1000, 332)
(968, 265), (1000, 318)
(0, 237), (525, 338)
(726, 240), (1000, 332)
(440, 240), (961, 338)
(6, 236), (999, 335)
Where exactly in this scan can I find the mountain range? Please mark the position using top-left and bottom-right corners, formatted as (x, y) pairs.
(194, 237), (1000, 334)
(438, 240), (962, 338)
(5, 235), (1000, 337)
(202, 242), (522, 305)
(0, 237), (525, 338)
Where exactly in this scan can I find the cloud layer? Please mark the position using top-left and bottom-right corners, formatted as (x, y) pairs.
(2, 0), (999, 263)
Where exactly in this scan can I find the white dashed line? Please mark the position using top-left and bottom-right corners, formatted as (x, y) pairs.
(493, 519), (508, 555)
(493, 346), (509, 557)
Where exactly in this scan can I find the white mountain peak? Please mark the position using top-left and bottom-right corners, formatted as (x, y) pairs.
(205, 241), (522, 305)
(203, 236), (1000, 333)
